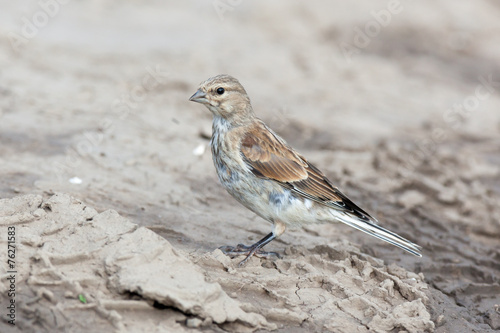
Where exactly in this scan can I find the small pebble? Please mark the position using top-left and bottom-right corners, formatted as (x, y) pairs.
(69, 177), (83, 184)
(186, 318), (203, 328)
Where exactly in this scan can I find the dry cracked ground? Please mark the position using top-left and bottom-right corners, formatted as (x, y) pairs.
(0, 1), (500, 332)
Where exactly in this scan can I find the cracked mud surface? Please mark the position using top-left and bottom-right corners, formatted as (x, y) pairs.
(1, 1), (500, 332)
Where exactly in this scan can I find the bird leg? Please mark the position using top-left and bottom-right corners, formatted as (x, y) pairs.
(219, 232), (281, 266)
(219, 220), (286, 266)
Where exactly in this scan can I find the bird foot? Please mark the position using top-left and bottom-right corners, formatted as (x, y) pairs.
(219, 244), (281, 266)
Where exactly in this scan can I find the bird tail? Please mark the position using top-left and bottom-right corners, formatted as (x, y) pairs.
(333, 212), (422, 257)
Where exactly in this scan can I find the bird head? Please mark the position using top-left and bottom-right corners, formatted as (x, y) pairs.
(189, 74), (254, 122)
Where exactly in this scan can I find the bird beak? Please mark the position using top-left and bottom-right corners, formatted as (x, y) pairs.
(189, 89), (208, 104)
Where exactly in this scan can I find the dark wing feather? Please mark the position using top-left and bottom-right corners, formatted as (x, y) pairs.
(240, 122), (374, 221)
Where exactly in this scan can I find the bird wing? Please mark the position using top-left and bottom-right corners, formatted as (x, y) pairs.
(240, 122), (373, 221)
(239, 121), (422, 257)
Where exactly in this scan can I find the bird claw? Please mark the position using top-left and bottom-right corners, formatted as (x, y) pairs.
(218, 244), (281, 266)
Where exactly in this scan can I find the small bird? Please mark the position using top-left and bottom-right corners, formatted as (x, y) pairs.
(189, 74), (421, 265)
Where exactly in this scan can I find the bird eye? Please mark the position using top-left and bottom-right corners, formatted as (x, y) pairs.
(216, 87), (225, 95)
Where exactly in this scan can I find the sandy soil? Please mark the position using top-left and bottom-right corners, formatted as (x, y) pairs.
(1, 1), (500, 332)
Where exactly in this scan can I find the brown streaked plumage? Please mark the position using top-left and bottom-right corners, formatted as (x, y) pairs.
(189, 74), (422, 266)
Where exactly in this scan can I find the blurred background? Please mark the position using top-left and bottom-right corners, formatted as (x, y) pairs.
(1, 1), (499, 332)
